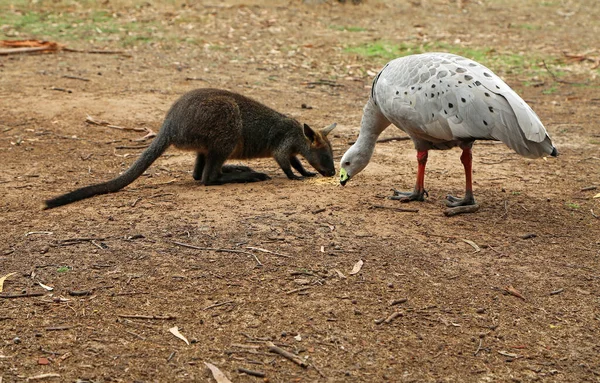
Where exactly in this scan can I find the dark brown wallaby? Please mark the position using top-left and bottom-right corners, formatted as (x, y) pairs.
(44, 88), (337, 209)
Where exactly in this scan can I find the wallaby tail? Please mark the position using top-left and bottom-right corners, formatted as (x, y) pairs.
(44, 122), (172, 210)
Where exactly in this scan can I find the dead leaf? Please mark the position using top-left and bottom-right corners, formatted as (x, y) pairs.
(26, 373), (61, 381)
(349, 259), (364, 275)
(204, 362), (232, 383)
(0, 272), (16, 293)
(461, 239), (481, 253)
(504, 285), (526, 300)
(593, 192), (600, 199)
(169, 326), (190, 345)
(498, 350), (519, 358)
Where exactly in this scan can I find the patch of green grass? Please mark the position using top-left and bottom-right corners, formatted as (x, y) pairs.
(511, 191), (522, 195)
(590, 140), (600, 145)
(344, 40), (565, 80)
(565, 202), (580, 209)
(57, 266), (71, 273)
(0, 7), (163, 48)
(542, 86), (558, 94)
(329, 25), (366, 32)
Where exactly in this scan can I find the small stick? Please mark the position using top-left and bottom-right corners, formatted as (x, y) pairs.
(117, 314), (176, 320)
(266, 341), (308, 368)
(246, 246), (292, 258)
(383, 311), (402, 324)
(25, 231), (53, 237)
(0, 292), (44, 299)
(444, 204), (480, 216)
(131, 197), (142, 207)
(311, 208), (326, 214)
(115, 145), (150, 150)
(549, 288), (564, 295)
(125, 330), (146, 340)
(68, 290), (91, 296)
(238, 367), (266, 377)
(62, 75), (90, 82)
(167, 351), (177, 362)
(50, 86), (72, 93)
(370, 205), (419, 213)
(203, 301), (234, 310)
(390, 298), (408, 306)
(348, 136), (410, 145)
(474, 338), (483, 356)
(285, 286), (311, 295)
(591, 209), (599, 219)
(172, 241), (262, 266)
(580, 185), (597, 192)
(45, 326), (72, 331)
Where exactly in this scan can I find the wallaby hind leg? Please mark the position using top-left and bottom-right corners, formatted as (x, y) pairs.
(290, 156), (317, 177)
(194, 153), (264, 181)
(193, 153), (205, 181)
(202, 152), (270, 185)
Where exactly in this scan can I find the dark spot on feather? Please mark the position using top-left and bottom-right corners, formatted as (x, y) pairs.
(448, 103), (454, 108)
(461, 97), (466, 103)
(474, 81), (481, 86)
(456, 67), (466, 73)
(418, 87), (422, 90)
(431, 113), (435, 118)
(496, 85), (500, 89)
(396, 90), (399, 95)
(489, 106), (494, 113)
(469, 62), (477, 67)
(485, 92), (490, 97)
(483, 120), (488, 126)
(484, 72), (492, 78)
(411, 86), (415, 90)
(404, 91), (408, 95)
(431, 84), (436, 88)
(458, 81), (462, 84)
(464, 75), (473, 81)
(431, 93), (435, 98)
(444, 110), (448, 114)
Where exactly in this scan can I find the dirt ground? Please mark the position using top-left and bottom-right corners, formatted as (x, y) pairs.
(1, 0), (599, 382)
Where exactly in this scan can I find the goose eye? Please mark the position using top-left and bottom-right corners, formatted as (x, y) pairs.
(344, 161), (350, 166)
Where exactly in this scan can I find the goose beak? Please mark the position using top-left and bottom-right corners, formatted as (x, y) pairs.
(340, 168), (350, 186)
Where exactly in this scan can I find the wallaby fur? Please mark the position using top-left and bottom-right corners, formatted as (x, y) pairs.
(44, 88), (337, 209)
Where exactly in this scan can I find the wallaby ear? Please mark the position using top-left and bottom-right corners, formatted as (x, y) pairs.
(321, 122), (337, 137)
(303, 123), (317, 143)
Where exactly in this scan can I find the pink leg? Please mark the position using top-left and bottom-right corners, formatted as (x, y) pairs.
(446, 147), (476, 207)
(390, 150), (429, 202)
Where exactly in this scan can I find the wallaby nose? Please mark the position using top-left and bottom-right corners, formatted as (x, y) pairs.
(324, 169), (336, 177)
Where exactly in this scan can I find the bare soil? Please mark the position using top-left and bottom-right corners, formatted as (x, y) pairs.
(1, 1), (599, 382)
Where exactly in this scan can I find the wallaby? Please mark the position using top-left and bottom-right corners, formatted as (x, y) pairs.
(44, 88), (337, 209)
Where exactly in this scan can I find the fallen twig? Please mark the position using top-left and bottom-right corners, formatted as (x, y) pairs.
(203, 301), (234, 310)
(62, 75), (90, 82)
(285, 286), (311, 295)
(503, 285), (526, 301)
(0, 292), (44, 299)
(444, 204), (480, 216)
(117, 314), (176, 320)
(237, 367), (266, 377)
(45, 326), (72, 331)
(246, 246), (292, 258)
(50, 86), (72, 93)
(550, 288), (564, 295)
(474, 338), (483, 356)
(580, 185), (597, 192)
(542, 60), (588, 85)
(266, 341), (308, 368)
(115, 144), (150, 150)
(370, 205), (419, 213)
(173, 241), (263, 266)
(348, 136), (410, 145)
(85, 115), (156, 140)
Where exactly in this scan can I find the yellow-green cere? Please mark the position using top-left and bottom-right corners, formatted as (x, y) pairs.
(340, 168), (348, 183)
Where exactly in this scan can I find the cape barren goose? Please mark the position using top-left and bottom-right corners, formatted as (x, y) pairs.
(339, 52), (557, 211)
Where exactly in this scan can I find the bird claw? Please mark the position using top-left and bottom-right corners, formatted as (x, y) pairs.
(445, 194), (476, 207)
(389, 189), (427, 202)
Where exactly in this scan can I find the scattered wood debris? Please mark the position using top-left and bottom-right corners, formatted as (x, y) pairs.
(266, 341), (308, 368)
(503, 285), (526, 301)
(444, 204), (480, 216)
(461, 239), (481, 253)
(349, 259), (363, 275)
(0, 272), (16, 293)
